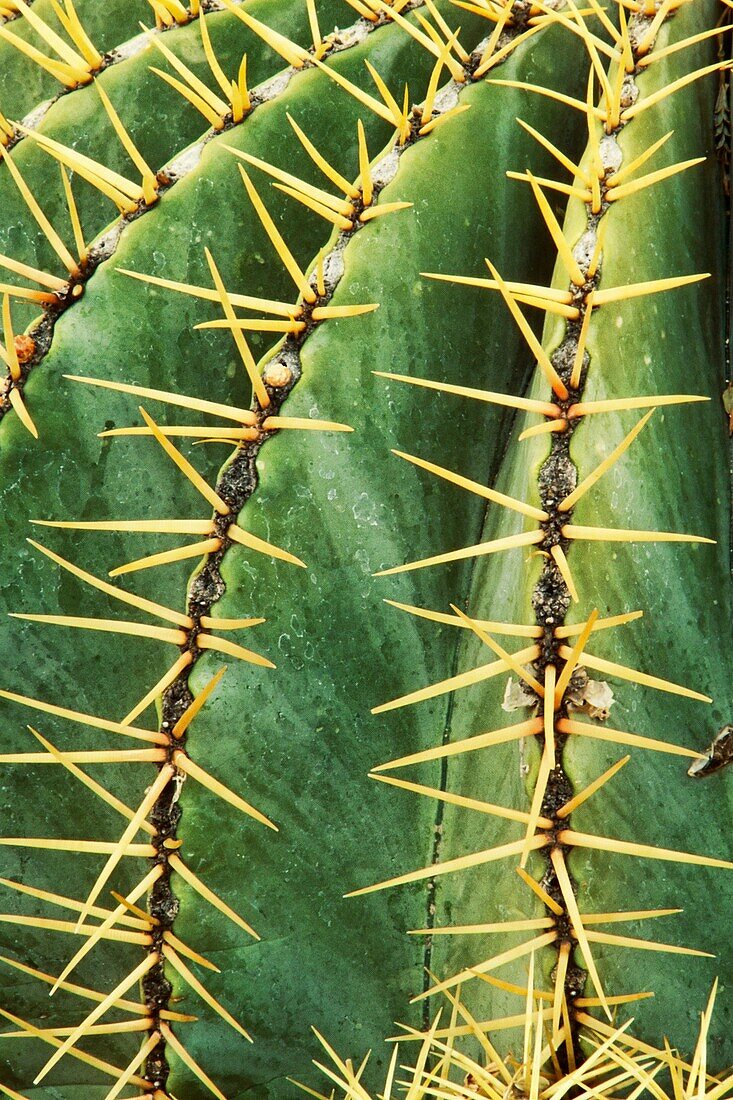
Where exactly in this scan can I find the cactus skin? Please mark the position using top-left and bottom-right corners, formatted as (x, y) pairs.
(0, 0), (731, 1098)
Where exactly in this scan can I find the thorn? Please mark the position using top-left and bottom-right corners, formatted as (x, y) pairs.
(173, 750), (277, 831)
(561, 412), (655, 511)
(526, 171), (585, 286)
(0, 1006), (147, 1086)
(552, 943), (570, 1040)
(450, 604), (544, 695)
(515, 866), (564, 916)
(168, 852), (258, 938)
(116, 266), (299, 320)
(557, 755), (629, 818)
(0, 748), (166, 763)
(273, 182), (353, 229)
(519, 664), (556, 867)
(418, 102), (472, 136)
(204, 247), (272, 407)
(488, 77), (595, 117)
(138, 405), (231, 513)
(373, 369), (561, 415)
(371, 717), (543, 772)
(359, 200), (413, 223)
(17, 124), (141, 210)
(164, 929), (220, 973)
(0, 685), (167, 745)
(562, 523), (715, 547)
(26, 537), (192, 626)
(570, 294), (594, 389)
(346, 835), (548, 898)
(570, 394), (708, 417)
(196, 632), (274, 667)
(120, 651), (193, 726)
(95, 82), (158, 204)
(557, 644), (712, 702)
(101, 1030), (161, 1100)
(162, 945), (253, 1041)
(172, 666), (226, 738)
(72, 766), (174, 932)
(638, 24), (733, 69)
(286, 113), (360, 199)
(485, 260), (569, 398)
(554, 609), (599, 704)
(515, 117), (589, 184)
(0, 874), (148, 930)
(622, 61), (732, 121)
(26, 726), (156, 833)
(33, 952), (159, 1083)
(59, 164), (86, 266)
(422, 28), (462, 124)
(227, 520), (306, 568)
(582, 908), (682, 925)
(65, 372), (257, 425)
(555, 609), (643, 639)
(558, 717), (705, 760)
(148, 64), (224, 127)
(110, 539), (222, 577)
(8, 388), (38, 438)
(383, 597), (542, 638)
(311, 302), (379, 320)
(393, 448), (548, 520)
(550, 545), (578, 603)
(585, 928), (711, 957)
(593, 272), (709, 306)
(373, 528), (543, 576)
(218, 0), (308, 68)
(262, 415), (353, 433)
(558, 829), (733, 871)
(412, 930), (557, 1002)
(507, 169), (591, 204)
(606, 157), (705, 202)
(0, 280), (56, 304)
(311, 56), (396, 127)
(11, 611), (188, 645)
(370, 772), (552, 828)
(52, 865), (163, 991)
(551, 847), (611, 1020)
(370, 643), (540, 714)
(0, 250), (68, 291)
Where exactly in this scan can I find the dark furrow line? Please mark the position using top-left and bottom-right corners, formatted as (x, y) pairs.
(0, 0), (410, 430)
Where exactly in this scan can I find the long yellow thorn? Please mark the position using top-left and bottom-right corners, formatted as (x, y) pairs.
(519, 664), (556, 868)
(593, 273), (709, 306)
(384, 597), (541, 638)
(558, 717), (703, 759)
(10, 612), (188, 646)
(570, 394), (708, 416)
(116, 266), (299, 320)
(227, 520), (306, 568)
(346, 835), (548, 898)
(0, 911), (150, 939)
(551, 847), (611, 1020)
(59, 165), (86, 266)
(394, 449), (547, 520)
(0, 748), (166, 763)
(204, 246), (271, 408)
(556, 609), (643, 639)
(558, 829), (733, 870)
(413, 930), (557, 1002)
(450, 604), (544, 695)
(286, 113), (360, 199)
(74, 766), (173, 929)
(557, 646), (712, 703)
(273, 183), (353, 229)
(370, 772), (552, 828)
(516, 865), (564, 916)
(17, 124), (142, 202)
(8, 389), (38, 438)
(0, 251), (68, 291)
(197, 632), (275, 667)
(374, 528), (543, 576)
(164, 929), (220, 972)
(486, 260), (568, 398)
(371, 716), (543, 772)
(0, 1007), (148, 1086)
(1, 293), (19, 379)
(162, 944), (252, 1041)
(584, 929), (710, 957)
(0, 281), (55, 304)
(219, 0), (309, 68)
(526, 171), (585, 285)
(169, 852), (257, 938)
(607, 158), (704, 202)
(516, 117), (589, 183)
(622, 61), (733, 121)
(102, 1030), (161, 1100)
(238, 167), (317, 304)
(561, 412), (655, 511)
(554, 609), (599, 704)
(145, 15), (228, 114)
(172, 666), (226, 738)
(311, 56), (396, 126)
(52, 865), (164, 991)
(557, 755), (629, 819)
(0, 146), (79, 274)
(150, 67), (223, 127)
(371, 644), (539, 714)
(550, 545), (578, 603)
(139, 406), (230, 513)
(120, 650), (193, 725)
(570, 295), (593, 389)
(110, 539), (221, 578)
(66, 372), (257, 424)
(263, 415), (353, 432)
(27, 726), (155, 834)
(0, 876), (148, 929)
(0, 685), (166, 744)
(13, 0), (90, 68)
(563, 523), (714, 546)
(27, 536), (192, 626)
(95, 82), (158, 204)
(374, 368), (561, 415)
(0, 25), (83, 87)
(553, 942), (570, 1040)
(34, 952), (159, 1084)
(173, 750), (276, 831)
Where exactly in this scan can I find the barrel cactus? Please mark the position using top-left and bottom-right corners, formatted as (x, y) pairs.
(0, 0), (730, 1096)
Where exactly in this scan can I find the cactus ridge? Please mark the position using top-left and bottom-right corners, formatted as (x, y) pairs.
(0, 0), (451, 441)
(348, 0), (732, 1080)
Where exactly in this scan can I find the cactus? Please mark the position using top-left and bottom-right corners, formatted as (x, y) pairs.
(0, 0), (730, 1097)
